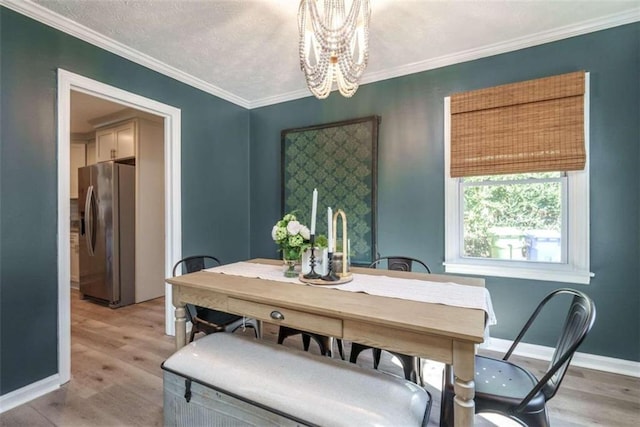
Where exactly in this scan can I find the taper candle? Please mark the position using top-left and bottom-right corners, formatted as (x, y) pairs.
(327, 207), (333, 252)
(310, 188), (317, 235)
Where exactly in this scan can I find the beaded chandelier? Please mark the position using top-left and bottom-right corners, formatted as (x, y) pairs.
(298, 0), (371, 99)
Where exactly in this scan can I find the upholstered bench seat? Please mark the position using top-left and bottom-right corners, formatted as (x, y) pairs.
(162, 333), (431, 426)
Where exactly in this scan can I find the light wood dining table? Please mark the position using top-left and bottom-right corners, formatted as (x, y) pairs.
(166, 258), (488, 427)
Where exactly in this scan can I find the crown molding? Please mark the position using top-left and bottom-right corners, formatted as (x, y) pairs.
(359, 7), (640, 87)
(0, 0), (251, 109)
(2, 0), (638, 110)
(249, 87), (314, 109)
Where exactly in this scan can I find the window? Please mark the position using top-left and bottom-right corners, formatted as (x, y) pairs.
(443, 73), (591, 284)
(461, 172), (565, 263)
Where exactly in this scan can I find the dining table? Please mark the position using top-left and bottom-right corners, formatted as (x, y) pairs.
(166, 258), (494, 427)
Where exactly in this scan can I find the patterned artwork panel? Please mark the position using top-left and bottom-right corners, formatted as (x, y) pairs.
(282, 116), (379, 265)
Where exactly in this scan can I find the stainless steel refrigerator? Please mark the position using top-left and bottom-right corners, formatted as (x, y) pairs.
(78, 161), (135, 308)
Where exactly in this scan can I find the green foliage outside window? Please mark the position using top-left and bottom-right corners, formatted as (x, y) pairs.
(463, 173), (562, 258)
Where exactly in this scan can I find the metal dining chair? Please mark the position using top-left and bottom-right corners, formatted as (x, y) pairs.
(277, 326), (344, 359)
(440, 288), (596, 427)
(349, 255), (431, 384)
(369, 256), (431, 273)
(172, 255), (260, 342)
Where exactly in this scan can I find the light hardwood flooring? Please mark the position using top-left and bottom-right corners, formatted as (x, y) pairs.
(1, 290), (638, 426)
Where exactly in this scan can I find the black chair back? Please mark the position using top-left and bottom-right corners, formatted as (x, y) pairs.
(172, 255), (221, 276)
(369, 256), (431, 273)
(505, 288), (596, 410)
(172, 255), (221, 321)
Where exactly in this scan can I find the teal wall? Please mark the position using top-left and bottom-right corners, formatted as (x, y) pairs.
(250, 23), (640, 362)
(1, 8), (250, 395)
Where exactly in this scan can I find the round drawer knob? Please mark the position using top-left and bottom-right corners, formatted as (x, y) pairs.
(270, 311), (284, 320)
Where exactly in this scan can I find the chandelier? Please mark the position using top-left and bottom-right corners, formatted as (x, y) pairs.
(298, 0), (371, 99)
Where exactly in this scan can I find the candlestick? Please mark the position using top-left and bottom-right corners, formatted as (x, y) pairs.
(321, 251), (340, 281)
(327, 207), (333, 252)
(310, 188), (317, 235)
(303, 234), (321, 279)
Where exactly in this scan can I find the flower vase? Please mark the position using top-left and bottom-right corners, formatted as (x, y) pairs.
(283, 259), (299, 278)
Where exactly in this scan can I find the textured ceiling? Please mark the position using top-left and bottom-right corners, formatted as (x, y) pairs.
(25, 0), (640, 107)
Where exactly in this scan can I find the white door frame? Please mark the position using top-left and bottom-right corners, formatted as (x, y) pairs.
(57, 69), (181, 384)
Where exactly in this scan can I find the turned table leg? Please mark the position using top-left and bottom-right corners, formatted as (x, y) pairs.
(452, 341), (475, 427)
(174, 303), (187, 351)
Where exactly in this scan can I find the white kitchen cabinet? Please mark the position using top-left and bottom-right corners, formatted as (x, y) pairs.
(70, 143), (86, 199)
(70, 232), (79, 283)
(96, 120), (136, 162)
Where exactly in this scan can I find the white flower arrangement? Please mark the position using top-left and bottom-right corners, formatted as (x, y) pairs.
(271, 212), (311, 261)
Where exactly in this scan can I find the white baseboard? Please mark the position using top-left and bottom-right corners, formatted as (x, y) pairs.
(483, 338), (640, 378)
(0, 374), (60, 414)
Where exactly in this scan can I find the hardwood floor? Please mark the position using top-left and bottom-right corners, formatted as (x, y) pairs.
(1, 290), (638, 426)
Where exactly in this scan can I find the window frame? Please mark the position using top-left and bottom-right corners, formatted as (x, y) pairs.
(443, 74), (592, 284)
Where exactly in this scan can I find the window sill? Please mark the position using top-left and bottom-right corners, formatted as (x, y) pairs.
(444, 261), (593, 284)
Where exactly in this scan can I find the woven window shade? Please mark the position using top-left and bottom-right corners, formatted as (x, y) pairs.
(450, 71), (586, 177)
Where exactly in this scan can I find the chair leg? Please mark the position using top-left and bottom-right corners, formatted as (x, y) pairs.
(439, 365), (455, 427)
(302, 334), (311, 351)
(515, 408), (550, 427)
(228, 319), (260, 339)
(336, 339), (345, 360)
(302, 334), (332, 357)
(349, 342), (369, 364)
(373, 348), (382, 369)
(277, 328), (334, 357)
(324, 337), (344, 359)
(401, 356), (422, 385)
(188, 326), (197, 343)
(276, 328), (287, 345)
(318, 336), (332, 357)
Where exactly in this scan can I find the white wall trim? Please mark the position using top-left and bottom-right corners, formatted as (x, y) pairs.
(57, 69), (181, 389)
(0, 375), (60, 414)
(358, 9), (640, 90)
(484, 338), (640, 379)
(3, 0), (638, 110)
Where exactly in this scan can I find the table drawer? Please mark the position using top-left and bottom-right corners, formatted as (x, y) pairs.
(228, 298), (342, 338)
(344, 320), (453, 365)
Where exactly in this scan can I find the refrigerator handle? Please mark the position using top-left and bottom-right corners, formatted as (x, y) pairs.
(85, 185), (95, 257)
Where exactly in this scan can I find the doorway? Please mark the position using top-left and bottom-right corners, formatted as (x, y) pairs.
(57, 69), (182, 384)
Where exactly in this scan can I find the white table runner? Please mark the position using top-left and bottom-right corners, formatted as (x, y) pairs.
(205, 262), (497, 329)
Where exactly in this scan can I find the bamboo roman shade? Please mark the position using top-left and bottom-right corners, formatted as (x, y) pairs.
(450, 71), (586, 177)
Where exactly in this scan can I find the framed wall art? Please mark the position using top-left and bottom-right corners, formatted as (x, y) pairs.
(281, 115), (380, 265)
